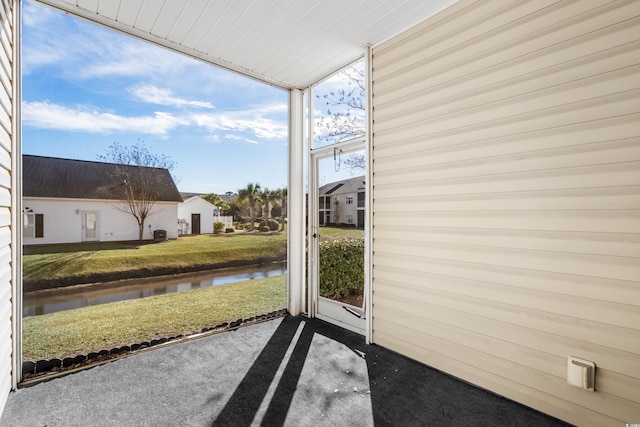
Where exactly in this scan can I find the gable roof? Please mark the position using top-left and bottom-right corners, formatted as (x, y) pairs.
(180, 192), (236, 204)
(179, 195), (216, 208)
(319, 175), (366, 196)
(23, 154), (183, 202)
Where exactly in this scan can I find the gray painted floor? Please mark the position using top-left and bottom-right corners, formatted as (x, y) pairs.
(0, 316), (571, 426)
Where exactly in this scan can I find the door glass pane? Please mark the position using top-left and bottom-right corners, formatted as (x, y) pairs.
(85, 213), (97, 238)
(317, 149), (365, 308)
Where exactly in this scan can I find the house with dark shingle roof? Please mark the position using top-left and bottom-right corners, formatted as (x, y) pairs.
(22, 155), (183, 244)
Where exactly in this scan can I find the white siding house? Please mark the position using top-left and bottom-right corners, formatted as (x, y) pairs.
(318, 176), (365, 228)
(23, 155), (182, 244)
(178, 195), (215, 235)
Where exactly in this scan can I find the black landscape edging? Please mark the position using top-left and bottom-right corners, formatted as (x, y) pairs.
(23, 253), (287, 292)
(21, 309), (289, 383)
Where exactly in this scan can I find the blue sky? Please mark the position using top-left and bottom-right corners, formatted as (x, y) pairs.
(22, 0), (289, 195)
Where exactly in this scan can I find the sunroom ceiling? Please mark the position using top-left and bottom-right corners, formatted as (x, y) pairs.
(34, 0), (457, 89)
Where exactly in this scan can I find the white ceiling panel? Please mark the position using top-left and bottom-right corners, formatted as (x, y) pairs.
(34, 0), (458, 89)
(150, 2), (188, 39)
(115, 0), (143, 27)
(96, 0), (120, 20)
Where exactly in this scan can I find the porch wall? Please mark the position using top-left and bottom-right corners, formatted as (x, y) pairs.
(0, 0), (14, 412)
(371, 1), (640, 426)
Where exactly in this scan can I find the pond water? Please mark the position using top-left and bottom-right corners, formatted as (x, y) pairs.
(23, 262), (287, 317)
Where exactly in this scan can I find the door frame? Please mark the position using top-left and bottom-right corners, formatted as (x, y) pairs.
(81, 211), (99, 242)
(191, 213), (201, 234)
(308, 137), (368, 335)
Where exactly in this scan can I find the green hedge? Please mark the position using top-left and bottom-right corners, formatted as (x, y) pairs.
(319, 237), (364, 299)
(213, 222), (225, 233)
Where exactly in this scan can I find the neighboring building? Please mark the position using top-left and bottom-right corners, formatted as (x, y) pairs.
(22, 155), (183, 245)
(177, 194), (233, 234)
(318, 176), (365, 228)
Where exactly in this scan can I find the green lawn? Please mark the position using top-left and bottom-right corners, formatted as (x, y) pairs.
(23, 274), (287, 360)
(24, 233), (286, 282)
(319, 226), (364, 240)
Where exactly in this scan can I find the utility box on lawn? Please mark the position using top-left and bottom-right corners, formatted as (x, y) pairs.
(153, 229), (167, 242)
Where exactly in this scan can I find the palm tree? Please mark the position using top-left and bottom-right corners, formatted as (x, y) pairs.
(237, 182), (261, 231)
(260, 188), (278, 222)
(274, 187), (287, 231)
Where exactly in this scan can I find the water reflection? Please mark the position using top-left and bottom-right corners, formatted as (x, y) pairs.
(24, 263), (287, 317)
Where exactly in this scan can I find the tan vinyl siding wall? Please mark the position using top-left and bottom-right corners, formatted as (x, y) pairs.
(371, 1), (640, 426)
(0, 0), (13, 412)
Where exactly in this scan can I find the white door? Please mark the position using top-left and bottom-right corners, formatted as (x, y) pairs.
(82, 212), (99, 241)
(309, 140), (367, 334)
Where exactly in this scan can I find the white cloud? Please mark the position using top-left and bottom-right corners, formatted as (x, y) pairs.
(194, 104), (288, 141)
(131, 85), (215, 109)
(23, 101), (188, 136)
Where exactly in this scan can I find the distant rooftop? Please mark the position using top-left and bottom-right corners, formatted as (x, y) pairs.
(23, 155), (183, 202)
(319, 175), (365, 196)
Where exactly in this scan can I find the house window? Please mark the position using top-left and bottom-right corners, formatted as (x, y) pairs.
(346, 214), (353, 224)
(346, 195), (354, 205)
(24, 213), (44, 238)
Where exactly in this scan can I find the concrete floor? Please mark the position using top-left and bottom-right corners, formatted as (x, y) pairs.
(0, 316), (572, 426)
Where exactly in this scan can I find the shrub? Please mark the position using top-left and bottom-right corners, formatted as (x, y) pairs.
(233, 222), (240, 228)
(225, 228), (234, 233)
(319, 237), (364, 299)
(213, 222), (225, 234)
(258, 219), (279, 231)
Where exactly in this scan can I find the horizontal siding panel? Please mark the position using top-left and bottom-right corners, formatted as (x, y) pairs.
(374, 209), (640, 235)
(0, 166), (8, 190)
(374, 90), (640, 145)
(374, 277), (640, 353)
(0, 223), (9, 248)
(373, 325), (632, 427)
(374, 2), (639, 87)
(375, 226), (640, 258)
(0, 147), (9, 172)
(373, 303), (640, 405)
(375, 15), (640, 112)
(375, 239), (639, 282)
(372, 0), (640, 424)
(375, 33), (640, 115)
(0, 207), (10, 228)
(0, 188), (9, 208)
(374, 186), (640, 212)
(374, 252), (639, 307)
(374, 141), (640, 183)
(374, 136), (640, 175)
(374, 111), (640, 160)
(0, 0), (10, 417)
(374, 251), (640, 330)
(375, 66), (640, 136)
(374, 163), (639, 199)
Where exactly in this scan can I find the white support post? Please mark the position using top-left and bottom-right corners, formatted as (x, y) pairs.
(11, 0), (22, 389)
(365, 45), (374, 344)
(287, 89), (305, 316)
